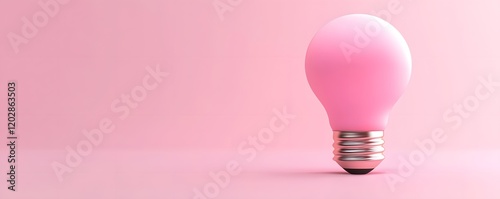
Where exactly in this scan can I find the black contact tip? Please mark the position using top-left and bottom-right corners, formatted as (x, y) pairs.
(343, 168), (374, 175)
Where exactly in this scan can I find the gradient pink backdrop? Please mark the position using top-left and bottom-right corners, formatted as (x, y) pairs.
(1, 0), (500, 198)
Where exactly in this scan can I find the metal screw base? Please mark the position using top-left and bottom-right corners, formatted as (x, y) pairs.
(333, 131), (385, 174)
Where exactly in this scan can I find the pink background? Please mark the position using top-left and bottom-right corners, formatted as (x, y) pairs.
(1, 0), (500, 198)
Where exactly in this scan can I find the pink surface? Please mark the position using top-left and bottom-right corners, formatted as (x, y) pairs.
(1, 0), (500, 199)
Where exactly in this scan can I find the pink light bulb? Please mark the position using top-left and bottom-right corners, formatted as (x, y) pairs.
(305, 14), (412, 174)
